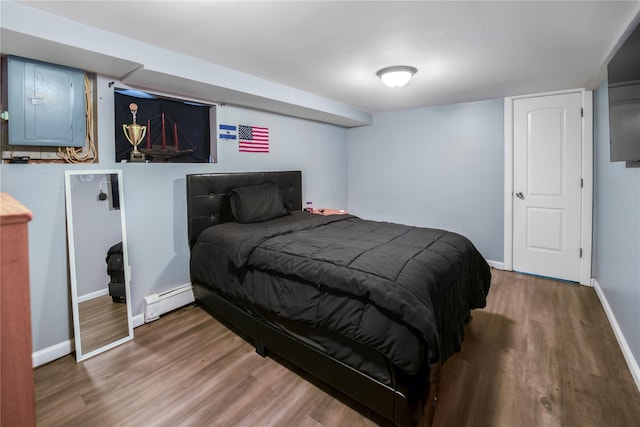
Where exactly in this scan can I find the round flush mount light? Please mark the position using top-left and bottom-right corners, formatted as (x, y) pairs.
(376, 66), (418, 88)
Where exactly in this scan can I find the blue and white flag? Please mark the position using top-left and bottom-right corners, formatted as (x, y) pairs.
(219, 124), (237, 140)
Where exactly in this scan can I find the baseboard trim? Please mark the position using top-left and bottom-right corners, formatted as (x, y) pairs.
(486, 260), (505, 270)
(132, 313), (145, 328)
(33, 313), (147, 368)
(592, 278), (640, 392)
(77, 287), (109, 303)
(32, 339), (73, 368)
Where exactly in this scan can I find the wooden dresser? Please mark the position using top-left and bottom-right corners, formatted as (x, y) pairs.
(1, 193), (35, 427)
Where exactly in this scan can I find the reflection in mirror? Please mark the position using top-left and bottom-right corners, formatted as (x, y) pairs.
(64, 170), (133, 361)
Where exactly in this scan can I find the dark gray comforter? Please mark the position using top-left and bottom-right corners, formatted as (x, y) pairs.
(190, 211), (491, 375)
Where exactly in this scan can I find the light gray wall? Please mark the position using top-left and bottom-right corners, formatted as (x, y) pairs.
(346, 99), (504, 262)
(0, 1), (371, 128)
(68, 173), (122, 297)
(592, 79), (640, 368)
(0, 75), (348, 354)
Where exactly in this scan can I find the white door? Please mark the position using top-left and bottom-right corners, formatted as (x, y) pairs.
(513, 92), (582, 282)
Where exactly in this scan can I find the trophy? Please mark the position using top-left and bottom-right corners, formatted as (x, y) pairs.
(123, 103), (146, 162)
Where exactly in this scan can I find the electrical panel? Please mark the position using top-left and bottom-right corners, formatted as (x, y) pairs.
(7, 56), (86, 147)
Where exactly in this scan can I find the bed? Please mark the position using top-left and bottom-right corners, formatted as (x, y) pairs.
(186, 170), (491, 426)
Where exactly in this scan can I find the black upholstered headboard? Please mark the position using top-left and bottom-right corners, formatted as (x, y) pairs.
(186, 171), (302, 248)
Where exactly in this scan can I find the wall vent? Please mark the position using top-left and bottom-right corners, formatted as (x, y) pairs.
(144, 283), (194, 322)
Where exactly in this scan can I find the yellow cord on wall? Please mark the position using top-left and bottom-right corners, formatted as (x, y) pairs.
(57, 74), (97, 163)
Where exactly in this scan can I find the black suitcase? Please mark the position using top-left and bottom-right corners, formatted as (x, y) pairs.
(106, 242), (126, 303)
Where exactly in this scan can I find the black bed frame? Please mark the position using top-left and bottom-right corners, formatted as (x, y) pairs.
(186, 171), (428, 426)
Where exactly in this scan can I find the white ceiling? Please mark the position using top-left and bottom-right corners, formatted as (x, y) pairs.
(14, 1), (640, 113)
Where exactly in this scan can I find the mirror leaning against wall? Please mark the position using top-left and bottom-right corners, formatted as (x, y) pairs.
(64, 170), (133, 361)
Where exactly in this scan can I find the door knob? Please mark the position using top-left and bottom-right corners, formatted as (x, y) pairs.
(516, 192), (524, 199)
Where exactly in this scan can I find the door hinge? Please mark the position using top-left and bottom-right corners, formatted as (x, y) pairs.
(581, 178), (584, 188)
(581, 108), (584, 118)
(580, 248), (583, 258)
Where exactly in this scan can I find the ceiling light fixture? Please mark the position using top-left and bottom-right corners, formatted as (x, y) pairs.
(376, 66), (418, 88)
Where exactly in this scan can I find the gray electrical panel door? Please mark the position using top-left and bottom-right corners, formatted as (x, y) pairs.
(8, 56), (86, 147)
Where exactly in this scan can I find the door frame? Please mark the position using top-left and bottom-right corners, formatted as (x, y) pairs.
(503, 88), (593, 286)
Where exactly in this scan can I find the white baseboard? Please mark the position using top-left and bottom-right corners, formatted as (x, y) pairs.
(77, 287), (109, 303)
(32, 339), (73, 368)
(33, 314), (147, 368)
(486, 260), (505, 270)
(132, 313), (145, 328)
(592, 278), (640, 392)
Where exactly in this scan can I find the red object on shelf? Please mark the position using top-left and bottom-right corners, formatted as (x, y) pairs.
(311, 208), (349, 216)
(161, 113), (167, 150)
(174, 123), (179, 152)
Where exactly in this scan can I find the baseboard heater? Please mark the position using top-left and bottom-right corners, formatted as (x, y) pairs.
(144, 283), (194, 323)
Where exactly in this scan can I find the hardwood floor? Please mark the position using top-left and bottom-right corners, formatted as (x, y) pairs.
(433, 271), (640, 427)
(78, 295), (128, 354)
(34, 270), (640, 426)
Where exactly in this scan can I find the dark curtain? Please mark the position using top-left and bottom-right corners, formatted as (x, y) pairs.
(109, 173), (120, 209)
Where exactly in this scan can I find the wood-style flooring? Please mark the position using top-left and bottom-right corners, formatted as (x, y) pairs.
(34, 270), (640, 426)
(78, 294), (128, 354)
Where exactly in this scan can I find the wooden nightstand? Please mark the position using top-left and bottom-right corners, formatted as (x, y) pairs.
(312, 208), (348, 216)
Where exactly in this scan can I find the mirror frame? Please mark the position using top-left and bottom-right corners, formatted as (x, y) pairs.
(64, 169), (133, 361)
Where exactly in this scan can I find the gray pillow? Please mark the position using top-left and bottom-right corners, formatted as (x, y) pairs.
(229, 182), (289, 224)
